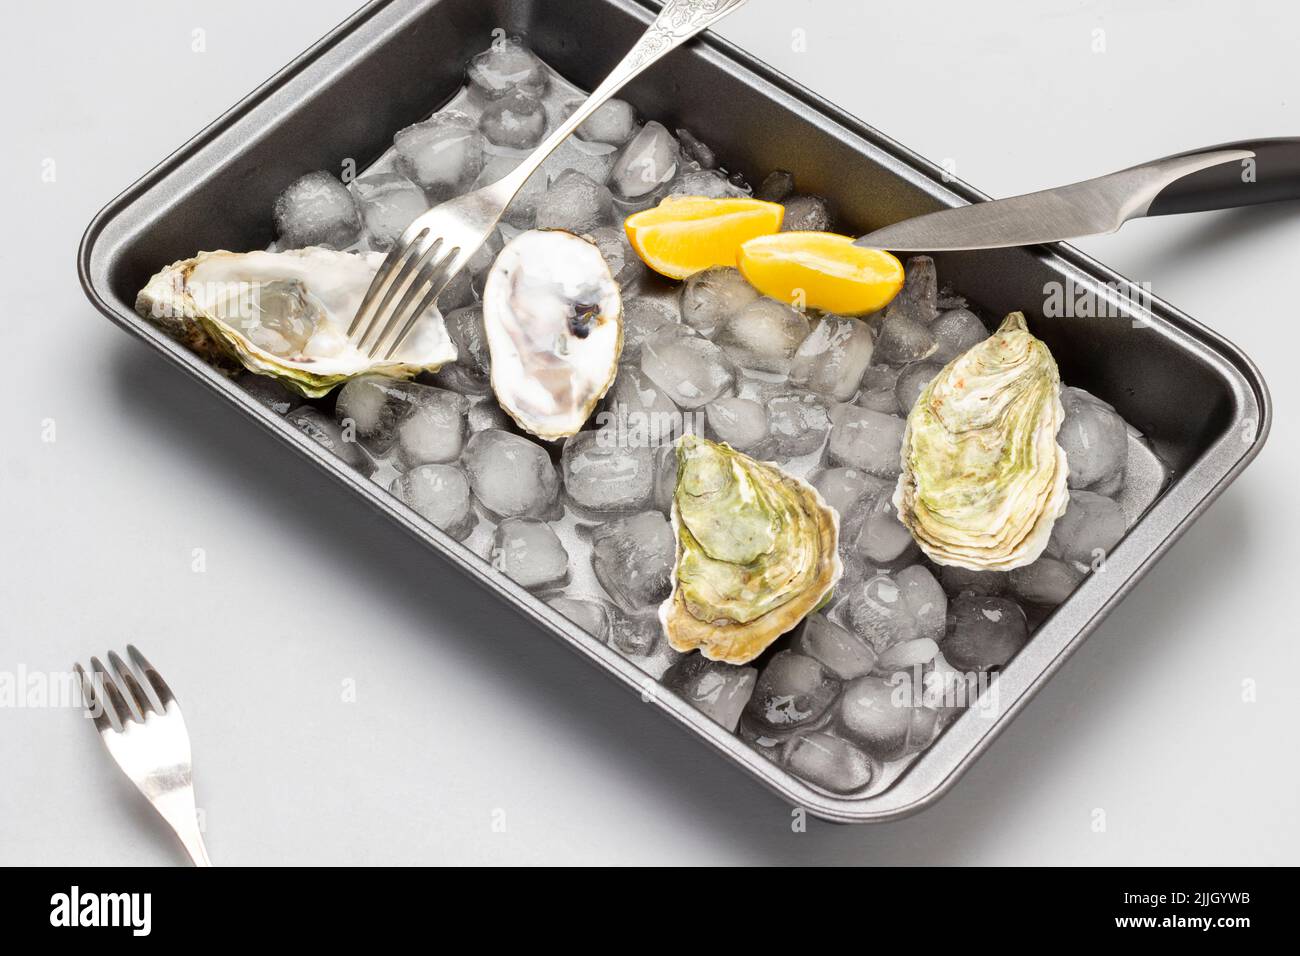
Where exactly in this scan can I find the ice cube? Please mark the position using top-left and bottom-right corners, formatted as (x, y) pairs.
(491, 517), (569, 590)
(856, 364), (903, 413)
(601, 364), (682, 447)
(466, 37), (548, 100)
(547, 595), (614, 642)
(652, 443), (677, 514)
(575, 98), (637, 146)
(561, 429), (655, 512)
(237, 372), (297, 416)
(1007, 555), (1082, 607)
(846, 491), (918, 567)
(395, 387), (468, 468)
(443, 304), (490, 381)
(662, 655), (758, 732)
(810, 467), (892, 518)
(678, 267), (761, 338)
(587, 225), (646, 288)
(389, 464), (476, 541)
(756, 169), (795, 202)
(620, 297), (679, 360)
(779, 194), (832, 232)
(1048, 489), (1126, 568)
(938, 564), (1009, 598)
(782, 732), (877, 793)
(273, 171), (362, 250)
(609, 121), (680, 201)
(872, 315), (937, 366)
(335, 375), (416, 454)
(794, 613), (877, 680)
(894, 360), (943, 414)
(668, 168), (748, 199)
(828, 405), (906, 477)
(479, 90), (547, 149)
(885, 255), (940, 325)
(675, 127), (717, 169)
(744, 651), (840, 731)
(943, 595), (1028, 672)
(640, 327), (736, 409)
(1058, 386), (1128, 491)
(873, 637), (940, 676)
(589, 511), (675, 612)
(845, 565), (946, 652)
(286, 407), (373, 476)
(352, 173), (428, 251)
(476, 153), (545, 227)
(766, 390), (832, 459)
(930, 308), (988, 363)
(466, 227), (504, 284)
(393, 111), (485, 199)
(467, 398), (513, 434)
(461, 429), (561, 519)
(714, 298), (810, 374)
(788, 315), (875, 401)
(838, 675), (939, 760)
(705, 397), (768, 452)
(534, 169), (615, 234)
(609, 612), (660, 657)
(537, 138), (617, 188)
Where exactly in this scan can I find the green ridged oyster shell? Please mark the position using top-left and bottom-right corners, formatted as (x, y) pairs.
(659, 436), (842, 664)
(894, 311), (1069, 571)
(136, 248), (457, 398)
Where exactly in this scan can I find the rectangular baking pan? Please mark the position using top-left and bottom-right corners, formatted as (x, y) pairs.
(78, 0), (1270, 822)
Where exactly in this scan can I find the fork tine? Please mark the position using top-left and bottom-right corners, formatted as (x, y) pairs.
(355, 233), (441, 354)
(127, 645), (176, 709)
(108, 650), (156, 717)
(374, 247), (459, 359)
(74, 663), (113, 735)
(90, 656), (135, 727)
(346, 238), (411, 339)
(380, 253), (462, 360)
(358, 236), (445, 355)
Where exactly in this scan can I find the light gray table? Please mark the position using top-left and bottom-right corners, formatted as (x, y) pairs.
(2, 0), (1295, 865)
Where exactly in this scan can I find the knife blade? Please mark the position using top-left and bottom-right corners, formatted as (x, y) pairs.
(855, 139), (1300, 252)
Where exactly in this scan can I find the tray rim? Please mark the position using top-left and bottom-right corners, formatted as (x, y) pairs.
(77, 0), (1272, 823)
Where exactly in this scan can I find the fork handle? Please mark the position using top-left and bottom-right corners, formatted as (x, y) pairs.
(498, 0), (749, 195)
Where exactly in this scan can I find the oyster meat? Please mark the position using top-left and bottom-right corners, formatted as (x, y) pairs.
(482, 229), (623, 440)
(894, 311), (1069, 571)
(136, 248), (456, 398)
(659, 436), (842, 665)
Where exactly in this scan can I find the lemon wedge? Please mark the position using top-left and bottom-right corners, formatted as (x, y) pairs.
(738, 232), (904, 315)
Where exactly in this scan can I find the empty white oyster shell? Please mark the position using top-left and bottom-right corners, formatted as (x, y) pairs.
(135, 248), (456, 398)
(893, 312), (1069, 571)
(482, 229), (623, 440)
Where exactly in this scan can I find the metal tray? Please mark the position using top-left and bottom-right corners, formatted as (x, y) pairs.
(78, 0), (1270, 822)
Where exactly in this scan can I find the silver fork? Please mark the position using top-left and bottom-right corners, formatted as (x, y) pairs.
(75, 646), (212, 867)
(348, 0), (751, 360)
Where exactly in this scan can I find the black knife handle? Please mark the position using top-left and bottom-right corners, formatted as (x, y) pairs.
(1146, 137), (1300, 216)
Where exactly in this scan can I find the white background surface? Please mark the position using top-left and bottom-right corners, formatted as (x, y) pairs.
(2, 0), (1296, 865)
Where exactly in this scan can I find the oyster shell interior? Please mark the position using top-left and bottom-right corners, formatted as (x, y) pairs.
(660, 436), (843, 665)
(894, 311), (1069, 570)
(136, 248), (456, 397)
(482, 229), (623, 440)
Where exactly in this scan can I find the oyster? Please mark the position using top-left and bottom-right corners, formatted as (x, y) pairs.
(893, 312), (1068, 571)
(482, 230), (622, 441)
(136, 248), (456, 398)
(659, 436), (842, 665)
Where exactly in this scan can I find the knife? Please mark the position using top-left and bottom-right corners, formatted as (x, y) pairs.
(855, 138), (1300, 252)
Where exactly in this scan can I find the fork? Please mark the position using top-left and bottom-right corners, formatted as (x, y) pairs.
(75, 646), (212, 866)
(348, 0), (751, 360)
